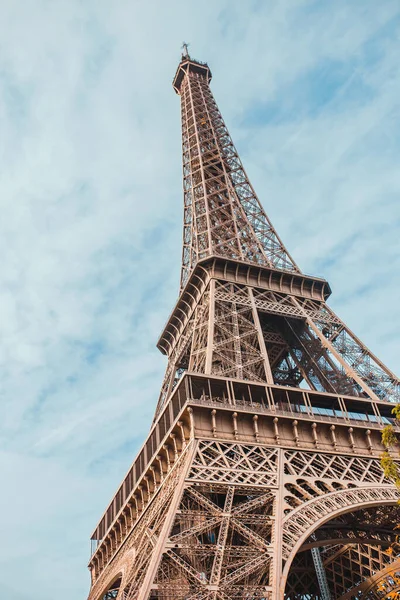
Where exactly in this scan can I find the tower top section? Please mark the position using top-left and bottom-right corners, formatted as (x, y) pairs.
(172, 56), (212, 94)
(171, 52), (299, 289)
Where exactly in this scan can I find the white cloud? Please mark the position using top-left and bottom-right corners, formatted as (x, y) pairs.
(0, 1), (399, 598)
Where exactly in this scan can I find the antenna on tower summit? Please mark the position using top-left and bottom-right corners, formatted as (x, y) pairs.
(181, 41), (190, 58)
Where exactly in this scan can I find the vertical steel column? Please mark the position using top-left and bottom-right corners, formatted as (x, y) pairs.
(205, 278), (216, 374)
(311, 544), (331, 600)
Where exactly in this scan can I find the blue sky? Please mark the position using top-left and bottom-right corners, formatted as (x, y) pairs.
(0, 1), (399, 598)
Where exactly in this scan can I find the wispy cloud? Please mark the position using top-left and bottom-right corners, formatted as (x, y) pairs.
(0, 1), (399, 598)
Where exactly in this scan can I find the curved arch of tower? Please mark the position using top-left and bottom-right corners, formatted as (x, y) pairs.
(86, 52), (400, 600)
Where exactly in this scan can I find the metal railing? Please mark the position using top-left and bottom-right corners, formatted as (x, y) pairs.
(189, 396), (393, 430)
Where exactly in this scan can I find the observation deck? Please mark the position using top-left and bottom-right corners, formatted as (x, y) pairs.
(172, 56), (212, 94)
(89, 371), (395, 571)
(157, 256), (332, 357)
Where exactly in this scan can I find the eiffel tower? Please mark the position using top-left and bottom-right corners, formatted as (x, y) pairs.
(87, 51), (400, 600)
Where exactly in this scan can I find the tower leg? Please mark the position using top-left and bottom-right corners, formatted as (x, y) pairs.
(137, 441), (198, 600)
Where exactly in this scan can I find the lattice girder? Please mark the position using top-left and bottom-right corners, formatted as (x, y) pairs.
(176, 57), (298, 289)
(152, 448), (275, 600)
(156, 265), (400, 419)
(88, 433), (400, 600)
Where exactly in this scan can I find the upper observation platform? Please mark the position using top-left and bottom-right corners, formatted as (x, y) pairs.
(173, 56), (212, 94)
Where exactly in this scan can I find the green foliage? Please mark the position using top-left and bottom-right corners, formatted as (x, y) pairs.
(381, 451), (400, 487)
(382, 425), (398, 449)
(381, 416), (400, 492)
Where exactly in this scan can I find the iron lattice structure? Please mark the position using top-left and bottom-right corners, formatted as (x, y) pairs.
(87, 53), (400, 600)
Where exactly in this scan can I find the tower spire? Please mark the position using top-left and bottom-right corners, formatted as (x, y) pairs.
(173, 54), (299, 289)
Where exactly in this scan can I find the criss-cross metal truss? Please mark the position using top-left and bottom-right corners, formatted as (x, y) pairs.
(176, 57), (299, 289)
(86, 53), (400, 600)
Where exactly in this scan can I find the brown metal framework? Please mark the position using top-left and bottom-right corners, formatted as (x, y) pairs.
(86, 52), (400, 600)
